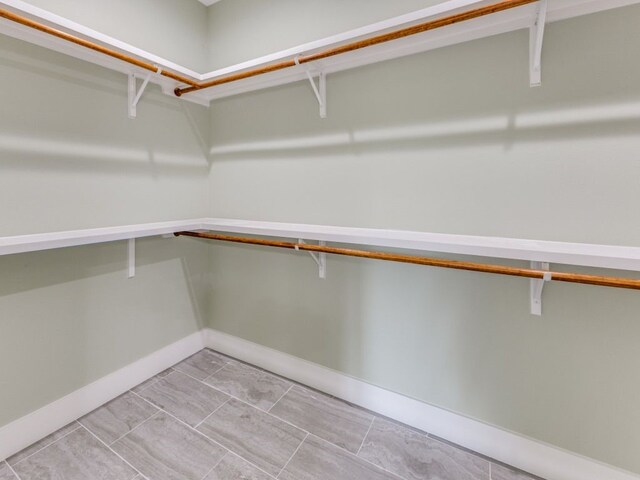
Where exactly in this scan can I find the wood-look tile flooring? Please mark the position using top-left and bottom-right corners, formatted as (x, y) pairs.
(1, 349), (542, 480)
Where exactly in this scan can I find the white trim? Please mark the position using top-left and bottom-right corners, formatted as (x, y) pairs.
(203, 328), (640, 480)
(0, 0), (201, 79)
(202, 0), (490, 79)
(1, 327), (638, 479)
(3, 218), (640, 272)
(0, 0), (210, 106)
(201, 218), (640, 271)
(199, 0), (640, 100)
(0, 219), (209, 256)
(200, 0), (640, 81)
(1, 0), (639, 104)
(0, 330), (205, 461)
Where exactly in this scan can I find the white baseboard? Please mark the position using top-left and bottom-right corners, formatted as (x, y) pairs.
(204, 328), (640, 480)
(2, 327), (637, 480)
(0, 330), (205, 462)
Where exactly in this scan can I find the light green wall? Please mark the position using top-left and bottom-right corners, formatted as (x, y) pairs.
(19, 0), (454, 71)
(3, 1), (640, 475)
(24, 0), (210, 71)
(0, 237), (210, 427)
(0, 35), (211, 426)
(0, 35), (210, 235)
(207, 5), (640, 475)
(206, 0), (448, 70)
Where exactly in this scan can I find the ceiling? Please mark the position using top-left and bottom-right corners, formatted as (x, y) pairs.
(199, 0), (223, 5)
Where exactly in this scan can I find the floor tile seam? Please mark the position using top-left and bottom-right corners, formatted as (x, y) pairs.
(213, 360), (295, 394)
(179, 352), (495, 480)
(107, 410), (162, 446)
(199, 383), (312, 436)
(78, 424), (148, 480)
(225, 450), (279, 480)
(140, 368), (234, 419)
(174, 358), (231, 381)
(128, 389), (233, 455)
(276, 432), (309, 479)
(355, 416), (376, 456)
(198, 451), (227, 480)
(5, 461), (22, 480)
(425, 431), (541, 479)
(8, 421), (82, 468)
(132, 371), (236, 428)
(130, 384), (315, 479)
(204, 351), (382, 427)
(172, 354), (490, 480)
(267, 384), (294, 413)
(204, 349), (307, 388)
(203, 362), (233, 382)
(194, 398), (231, 430)
(157, 369), (229, 398)
(169, 368), (313, 438)
(128, 390), (279, 480)
(180, 357), (372, 435)
(133, 377), (160, 394)
(305, 433), (409, 480)
(186, 376), (386, 466)
(190, 351), (530, 480)
(424, 432), (492, 472)
(170, 367), (232, 396)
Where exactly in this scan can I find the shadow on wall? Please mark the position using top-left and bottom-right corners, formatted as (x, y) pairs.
(0, 33), (211, 176)
(0, 236), (211, 426)
(207, 101), (640, 161)
(0, 236), (210, 325)
(206, 6), (640, 474)
(206, 7), (640, 162)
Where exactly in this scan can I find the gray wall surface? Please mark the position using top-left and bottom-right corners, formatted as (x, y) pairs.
(24, 0), (210, 71)
(0, 35), (212, 426)
(206, 0), (448, 70)
(207, 5), (640, 474)
(2, 0), (640, 476)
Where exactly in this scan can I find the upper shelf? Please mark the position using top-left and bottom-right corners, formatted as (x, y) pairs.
(1, 0), (639, 105)
(2, 218), (640, 272)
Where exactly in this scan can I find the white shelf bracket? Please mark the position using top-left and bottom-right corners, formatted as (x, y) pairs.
(529, 0), (548, 87)
(128, 67), (162, 119)
(530, 261), (551, 316)
(127, 238), (136, 278)
(295, 57), (327, 118)
(296, 239), (327, 279)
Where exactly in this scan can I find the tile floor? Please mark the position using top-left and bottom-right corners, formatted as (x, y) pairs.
(0, 349), (543, 480)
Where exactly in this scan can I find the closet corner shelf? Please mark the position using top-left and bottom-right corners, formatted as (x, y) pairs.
(4, 219), (639, 316)
(2, 218), (640, 272)
(1, 0), (638, 107)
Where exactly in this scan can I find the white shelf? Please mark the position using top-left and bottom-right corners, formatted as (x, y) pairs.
(2, 218), (640, 272)
(1, 0), (638, 105)
(0, 0), (210, 106)
(203, 218), (640, 272)
(0, 220), (209, 256)
(200, 0), (640, 101)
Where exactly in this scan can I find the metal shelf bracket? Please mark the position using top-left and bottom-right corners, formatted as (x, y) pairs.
(530, 261), (551, 315)
(295, 57), (327, 118)
(296, 239), (327, 278)
(128, 238), (136, 278)
(529, 0), (548, 87)
(128, 67), (162, 118)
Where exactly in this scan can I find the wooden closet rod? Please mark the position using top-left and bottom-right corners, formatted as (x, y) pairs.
(174, 0), (538, 97)
(0, 8), (200, 87)
(175, 231), (640, 291)
(1, 0), (537, 97)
